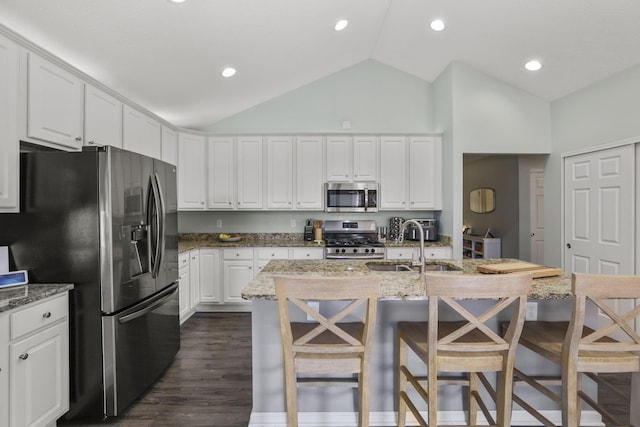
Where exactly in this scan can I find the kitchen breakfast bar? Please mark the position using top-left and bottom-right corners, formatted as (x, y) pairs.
(242, 258), (638, 426)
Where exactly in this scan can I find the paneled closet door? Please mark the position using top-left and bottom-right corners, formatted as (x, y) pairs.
(564, 144), (634, 275)
(564, 144), (635, 336)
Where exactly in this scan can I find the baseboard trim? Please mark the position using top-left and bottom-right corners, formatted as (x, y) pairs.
(248, 410), (605, 426)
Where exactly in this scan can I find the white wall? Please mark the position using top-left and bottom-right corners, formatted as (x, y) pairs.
(443, 62), (552, 258)
(204, 59), (434, 133)
(547, 63), (640, 266)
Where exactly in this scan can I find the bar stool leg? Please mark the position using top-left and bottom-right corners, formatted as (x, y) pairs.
(397, 333), (408, 427)
(359, 366), (370, 427)
(283, 355), (298, 427)
(468, 372), (478, 426)
(562, 362), (580, 427)
(428, 359), (438, 426)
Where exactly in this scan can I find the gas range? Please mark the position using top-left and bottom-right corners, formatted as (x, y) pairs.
(323, 220), (385, 259)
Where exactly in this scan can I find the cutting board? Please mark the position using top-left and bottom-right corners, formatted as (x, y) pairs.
(477, 261), (564, 278)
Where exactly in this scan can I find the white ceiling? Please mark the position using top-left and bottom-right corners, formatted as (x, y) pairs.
(2, 0), (640, 131)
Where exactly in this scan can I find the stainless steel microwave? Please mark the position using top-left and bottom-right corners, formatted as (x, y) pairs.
(325, 182), (378, 213)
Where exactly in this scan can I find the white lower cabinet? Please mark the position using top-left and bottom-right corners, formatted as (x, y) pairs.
(222, 249), (254, 305)
(1, 293), (70, 427)
(386, 246), (452, 260)
(290, 248), (324, 260)
(178, 252), (191, 323)
(199, 249), (221, 304)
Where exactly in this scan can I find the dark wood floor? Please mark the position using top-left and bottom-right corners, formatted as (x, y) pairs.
(63, 312), (630, 427)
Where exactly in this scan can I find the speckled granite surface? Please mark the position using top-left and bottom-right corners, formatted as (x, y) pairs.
(178, 232), (452, 252)
(242, 258), (571, 301)
(0, 283), (73, 313)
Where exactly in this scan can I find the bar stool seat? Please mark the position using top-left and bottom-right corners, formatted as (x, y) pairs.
(511, 272), (640, 427)
(396, 272), (532, 427)
(274, 274), (381, 427)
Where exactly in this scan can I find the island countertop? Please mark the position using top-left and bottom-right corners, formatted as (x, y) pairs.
(0, 283), (74, 313)
(242, 258), (571, 301)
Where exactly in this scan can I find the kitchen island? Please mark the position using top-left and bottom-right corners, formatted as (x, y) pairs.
(241, 258), (604, 426)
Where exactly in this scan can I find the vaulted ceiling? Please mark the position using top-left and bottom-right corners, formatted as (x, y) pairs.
(1, 0), (640, 130)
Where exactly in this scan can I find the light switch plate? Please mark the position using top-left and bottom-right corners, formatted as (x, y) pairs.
(0, 246), (8, 273)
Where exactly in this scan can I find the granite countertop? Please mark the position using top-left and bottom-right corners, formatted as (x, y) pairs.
(0, 283), (74, 314)
(242, 258), (571, 301)
(178, 233), (452, 252)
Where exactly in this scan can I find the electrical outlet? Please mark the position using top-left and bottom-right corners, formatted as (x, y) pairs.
(290, 219), (296, 228)
(526, 302), (538, 321)
(216, 219), (222, 228)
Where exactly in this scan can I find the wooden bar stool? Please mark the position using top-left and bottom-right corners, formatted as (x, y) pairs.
(511, 272), (640, 427)
(396, 272), (532, 427)
(274, 274), (381, 427)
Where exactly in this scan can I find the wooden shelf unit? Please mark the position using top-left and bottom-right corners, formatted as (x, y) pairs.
(462, 235), (501, 259)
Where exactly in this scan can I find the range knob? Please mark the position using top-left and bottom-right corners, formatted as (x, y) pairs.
(353, 248), (358, 253)
(340, 249), (346, 253)
(365, 248), (370, 253)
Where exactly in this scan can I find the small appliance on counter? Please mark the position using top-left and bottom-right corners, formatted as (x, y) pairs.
(404, 219), (438, 241)
(304, 219), (315, 241)
(388, 217), (405, 242)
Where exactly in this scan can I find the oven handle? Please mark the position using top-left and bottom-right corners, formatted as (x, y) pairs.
(325, 254), (385, 260)
(118, 283), (178, 324)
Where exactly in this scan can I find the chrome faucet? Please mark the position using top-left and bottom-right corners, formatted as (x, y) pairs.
(400, 219), (425, 274)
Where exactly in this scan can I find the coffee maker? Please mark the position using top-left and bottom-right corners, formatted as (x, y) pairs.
(304, 219), (314, 241)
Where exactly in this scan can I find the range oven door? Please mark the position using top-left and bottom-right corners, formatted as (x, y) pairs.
(325, 182), (378, 212)
(102, 282), (180, 416)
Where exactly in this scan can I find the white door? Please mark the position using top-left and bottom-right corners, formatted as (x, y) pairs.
(208, 136), (235, 210)
(326, 136), (352, 181)
(223, 261), (253, 304)
(178, 133), (207, 210)
(408, 136), (441, 210)
(28, 53), (84, 150)
(236, 136), (263, 209)
(352, 136), (378, 181)
(0, 34), (19, 212)
(161, 126), (178, 166)
(564, 144), (634, 275)
(199, 249), (221, 303)
(529, 171), (545, 264)
(84, 85), (123, 148)
(380, 136), (407, 210)
(123, 105), (161, 159)
(295, 136), (324, 210)
(266, 136), (294, 209)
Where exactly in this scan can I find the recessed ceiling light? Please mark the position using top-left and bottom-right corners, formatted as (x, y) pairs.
(430, 19), (445, 32)
(221, 67), (236, 78)
(525, 60), (543, 71)
(169, 0), (186, 3)
(335, 19), (349, 31)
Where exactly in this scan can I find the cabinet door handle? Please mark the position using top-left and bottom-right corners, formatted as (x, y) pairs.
(42, 311), (52, 319)
(19, 353), (29, 360)
(75, 136), (82, 142)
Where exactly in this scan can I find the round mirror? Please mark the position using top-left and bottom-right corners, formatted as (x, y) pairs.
(470, 188), (495, 213)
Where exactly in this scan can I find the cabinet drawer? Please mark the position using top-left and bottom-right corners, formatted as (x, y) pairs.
(223, 248), (254, 260)
(179, 253), (190, 268)
(256, 248), (289, 260)
(424, 247), (452, 259)
(11, 294), (68, 340)
(385, 248), (416, 260)
(290, 248), (324, 260)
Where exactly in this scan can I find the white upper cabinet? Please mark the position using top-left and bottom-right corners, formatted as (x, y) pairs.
(295, 136), (324, 210)
(0, 33), (19, 212)
(178, 132), (207, 210)
(326, 135), (378, 182)
(408, 136), (442, 210)
(27, 53), (84, 150)
(161, 126), (178, 166)
(379, 136), (408, 209)
(122, 105), (161, 159)
(352, 136), (379, 181)
(207, 136), (235, 209)
(84, 84), (123, 148)
(266, 136), (294, 209)
(236, 136), (263, 209)
(326, 136), (352, 181)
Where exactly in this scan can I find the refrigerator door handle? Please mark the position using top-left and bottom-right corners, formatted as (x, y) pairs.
(154, 172), (166, 276)
(118, 283), (178, 324)
(149, 175), (162, 278)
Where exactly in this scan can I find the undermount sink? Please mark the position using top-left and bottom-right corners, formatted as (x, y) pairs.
(366, 262), (460, 272)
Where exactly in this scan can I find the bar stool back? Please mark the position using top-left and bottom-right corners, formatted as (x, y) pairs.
(513, 272), (640, 427)
(397, 272), (532, 427)
(274, 274), (381, 427)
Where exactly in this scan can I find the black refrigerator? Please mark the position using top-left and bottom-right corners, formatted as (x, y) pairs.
(0, 145), (180, 421)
